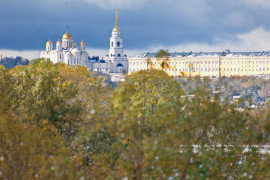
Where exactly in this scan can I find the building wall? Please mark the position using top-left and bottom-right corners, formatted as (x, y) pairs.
(128, 56), (270, 77)
(88, 62), (111, 72)
(40, 50), (88, 67)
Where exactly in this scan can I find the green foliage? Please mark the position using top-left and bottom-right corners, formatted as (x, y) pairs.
(156, 49), (170, 69)
(6, 59), (108, 140)
(0, 99), (85, 179)
(76, 70), (270, 179)
(0, 59), (109, 179)
(156, 49), (169, 58)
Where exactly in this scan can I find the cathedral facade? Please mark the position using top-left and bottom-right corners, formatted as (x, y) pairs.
(40, 28), (88, 66)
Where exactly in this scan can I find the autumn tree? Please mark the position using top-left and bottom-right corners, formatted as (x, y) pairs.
(0, 73), (88, 180)
(76, 70), (184, 179)
(156, 49), (170, 70)
(1, 60), (269, 179)
(6, 59), (110, 140)
(76, 70), (270, 179)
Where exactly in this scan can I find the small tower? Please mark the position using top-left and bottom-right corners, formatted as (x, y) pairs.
(109, 8), (125, 60)
(56, 38), (62, 51)
(80, 39), (86, 51)
(46, 36), (53, 51)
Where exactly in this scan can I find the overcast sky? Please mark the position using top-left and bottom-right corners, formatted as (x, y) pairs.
(1, 0), (270, 59)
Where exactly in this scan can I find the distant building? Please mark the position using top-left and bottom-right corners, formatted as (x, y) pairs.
(40, 27), (88, 66)
(129, 51), (270, 77)
(40, 8), (128, 80)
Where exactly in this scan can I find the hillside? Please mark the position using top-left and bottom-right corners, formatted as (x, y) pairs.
(0, 56), (29, 69)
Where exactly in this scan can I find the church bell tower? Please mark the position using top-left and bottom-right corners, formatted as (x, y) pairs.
(108, 8), (128, 73)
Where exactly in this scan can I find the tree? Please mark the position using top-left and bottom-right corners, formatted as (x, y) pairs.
(76, 70), (184, 179)
(7, 59), (110, 141)
(0, 81), (88, 180)
(1, 61), (269, 179)
(156, 49), (169, 58)
(156, 49), (170, 70)
(146, 85), (269, 179)
(76, 70), (270, 179)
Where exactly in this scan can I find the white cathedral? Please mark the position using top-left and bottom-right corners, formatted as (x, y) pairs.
(40, 27), (88, 66)
(40, 8), (128, 76)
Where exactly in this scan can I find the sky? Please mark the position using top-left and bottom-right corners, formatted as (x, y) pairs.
(1, 0), (270, 60)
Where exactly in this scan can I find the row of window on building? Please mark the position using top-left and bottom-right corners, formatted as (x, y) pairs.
(129, 60), (270, 66)
(130, 67), (270, 73)
(221, 60), (270, 65)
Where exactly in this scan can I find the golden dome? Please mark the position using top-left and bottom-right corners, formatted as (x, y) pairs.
(62, 32), (73, 39)
(80, 40), (85, 45)
(57, 39), (61, 44)
(113, 27), (120, 32)
(46, 39), (53, 45)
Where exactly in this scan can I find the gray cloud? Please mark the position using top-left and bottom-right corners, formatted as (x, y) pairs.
(2, 27), (270, 60)
(0, 0), (270, 59)
(240, 0), (270, 9)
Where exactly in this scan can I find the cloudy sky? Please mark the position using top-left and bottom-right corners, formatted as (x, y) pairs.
(1, 0), (270, 59)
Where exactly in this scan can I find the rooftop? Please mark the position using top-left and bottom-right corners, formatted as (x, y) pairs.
(136, 50), (270, 58)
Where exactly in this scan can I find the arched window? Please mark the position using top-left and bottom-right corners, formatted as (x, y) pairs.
(117, 64), (123, 72)
(118, 54), (121, 57)
(117, 42), (120, 47)
(60, 54), (62, 59)
(111, 54), (113, 57)
(111, 42), (113, 47)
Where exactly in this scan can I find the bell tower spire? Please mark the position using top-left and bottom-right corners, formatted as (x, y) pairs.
(115, 8), (118, 29)
(113, 8), (120, 31)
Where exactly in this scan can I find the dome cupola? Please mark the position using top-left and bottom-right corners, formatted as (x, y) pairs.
(62, 26), (73, 39)
(80, 40), (85, 45)
(80, 39), (86, 51)
(57, 39), (61, 44)
(46, 36), (53, 51)
(46, 36), (53, 45)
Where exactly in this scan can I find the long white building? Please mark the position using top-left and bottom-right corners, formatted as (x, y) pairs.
(40, 28), (88, 66)
(129, 51), (270, 77)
